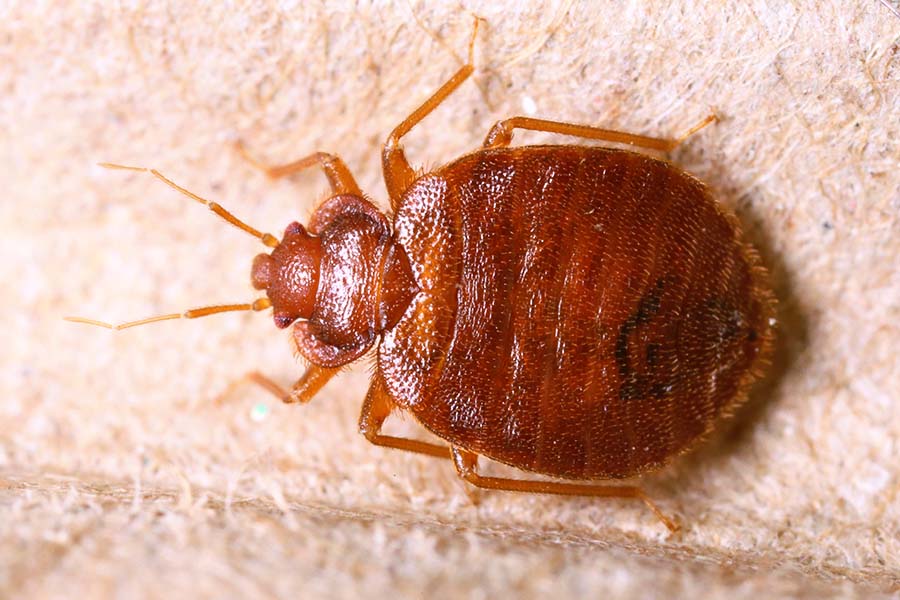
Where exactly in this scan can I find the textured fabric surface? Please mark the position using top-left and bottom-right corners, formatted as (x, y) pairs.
(2, 1), (899, 597)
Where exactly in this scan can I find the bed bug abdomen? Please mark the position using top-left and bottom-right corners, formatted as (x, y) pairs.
(380, 144), (774, 480)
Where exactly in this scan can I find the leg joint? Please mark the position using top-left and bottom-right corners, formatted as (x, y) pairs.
(483, 119), (514, 148)
(451, 447), (478, 478)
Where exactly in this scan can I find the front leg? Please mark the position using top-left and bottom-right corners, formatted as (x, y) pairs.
(236, 143), (362, 196)
(215, 365), (341, 405)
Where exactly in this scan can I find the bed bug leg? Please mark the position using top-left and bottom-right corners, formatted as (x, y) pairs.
(483, 114), (718, 152)
(213, 370), (288, 405)
(235, 142), (362, 195)
(358, 372), (452, 459)
(283, 365), (343, 404)
(214, 365), (342, 405)
(382, 17), (481, 208)
(450, 448), (680, 533)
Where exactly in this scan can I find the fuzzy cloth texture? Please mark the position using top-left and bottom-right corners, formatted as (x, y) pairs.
(2, 2), (899, 598)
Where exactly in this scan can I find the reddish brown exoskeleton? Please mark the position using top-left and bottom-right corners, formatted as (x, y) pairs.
(69, 21), (775, 532)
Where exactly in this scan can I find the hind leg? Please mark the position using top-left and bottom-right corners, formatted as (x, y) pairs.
(483, 114), (717, 151)
(450, 447), (679, 533)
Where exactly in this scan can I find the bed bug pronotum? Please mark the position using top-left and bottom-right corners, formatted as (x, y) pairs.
(68, 20), (776, 532)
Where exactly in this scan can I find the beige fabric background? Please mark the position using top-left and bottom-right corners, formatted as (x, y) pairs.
(3, 1), (899, 597)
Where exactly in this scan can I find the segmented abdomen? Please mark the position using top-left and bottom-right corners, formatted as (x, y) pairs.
(381, 145), (773, 479)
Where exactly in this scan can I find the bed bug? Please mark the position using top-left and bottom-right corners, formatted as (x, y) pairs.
(68, 21), (775, 532)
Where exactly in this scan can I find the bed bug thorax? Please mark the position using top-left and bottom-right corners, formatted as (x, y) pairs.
(250, 196), (419, 367)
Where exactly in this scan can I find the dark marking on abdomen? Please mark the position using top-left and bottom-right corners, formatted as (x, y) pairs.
(614, 277), (674, 402)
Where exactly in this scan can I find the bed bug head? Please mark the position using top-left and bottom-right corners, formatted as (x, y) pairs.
(251, 221), (322, 328)
(65, 165), (418, 372)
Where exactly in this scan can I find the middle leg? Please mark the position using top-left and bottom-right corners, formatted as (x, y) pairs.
(358, 371), (451, 459)
(381, 17), (481, 208)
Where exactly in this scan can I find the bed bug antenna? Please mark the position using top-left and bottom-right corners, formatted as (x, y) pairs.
(65, 298), (272, 330)
(97, 162), (280, 248)
(65, 165), (278, 330)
